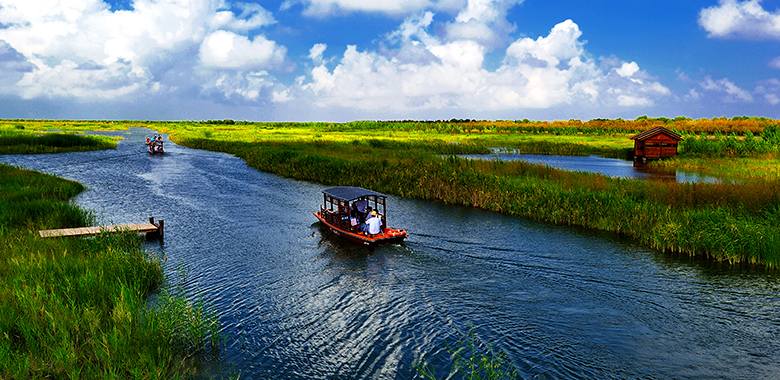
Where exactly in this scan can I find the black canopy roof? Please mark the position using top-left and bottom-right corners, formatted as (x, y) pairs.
(322, 186), (386, 201)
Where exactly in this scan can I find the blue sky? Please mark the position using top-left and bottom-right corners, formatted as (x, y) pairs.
(1, 0), (780, 122)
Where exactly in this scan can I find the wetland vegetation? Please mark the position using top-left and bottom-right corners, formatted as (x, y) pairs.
(0, 164), (221, 379)
(152, 117), (780, 267)
(0, 121), (118, 154)
(3, 117), (779, 267)
(2, 116), (780, 378)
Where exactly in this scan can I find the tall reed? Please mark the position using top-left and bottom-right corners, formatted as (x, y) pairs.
(0, 164), (221, 379)
(0, 131), (117, 154)
(416, 327), (518, 380)
(170, 138), (780, 267)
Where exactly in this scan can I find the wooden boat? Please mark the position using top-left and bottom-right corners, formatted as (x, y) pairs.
(145, 135), (164, 154)
(314, 186), (407, 246)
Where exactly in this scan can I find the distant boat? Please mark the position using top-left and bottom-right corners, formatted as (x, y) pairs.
(313, 186), (407, 246)
(145, 135), (164, 154)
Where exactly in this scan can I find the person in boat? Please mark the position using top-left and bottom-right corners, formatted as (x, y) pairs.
(352, 201), (367, 230)
(358, 206), (374, 232)
(365, 211), (383, 236)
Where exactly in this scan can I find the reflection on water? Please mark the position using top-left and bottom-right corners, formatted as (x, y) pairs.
(459, 151), (728, 183)
(3, 129), (780, 379)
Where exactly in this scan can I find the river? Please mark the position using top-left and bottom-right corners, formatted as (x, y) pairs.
(3, 128), (779, 379)
(459, 151), (728, 183)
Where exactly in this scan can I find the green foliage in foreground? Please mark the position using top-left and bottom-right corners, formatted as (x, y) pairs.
(175, 137), (780, 267)
(416, 329), (518, 380)
(0, 164), (221, 379)
(0, 131), (117, 154)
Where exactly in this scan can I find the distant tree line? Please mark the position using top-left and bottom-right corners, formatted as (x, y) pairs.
(199, 119), (236, 125)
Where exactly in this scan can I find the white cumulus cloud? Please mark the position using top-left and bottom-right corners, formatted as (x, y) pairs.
(755, 78), (780, 104)
(199, 30), (286, 69)
(445, 0), (522, 49)
(0, 0), (288, 101)
(769, 56), (780, 69)
(699, 0), (780, 39)
(299, 17), (670, 112)
(700, 76), (754, 102)
(209, 3), (277, 32)
(280, 0), (463, 17)
(616, 62), (640, 78)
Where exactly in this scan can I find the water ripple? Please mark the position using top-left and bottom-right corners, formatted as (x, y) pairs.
(3, 128), (780, 379)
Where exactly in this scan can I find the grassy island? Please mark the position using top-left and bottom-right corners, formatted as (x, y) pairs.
(0, 120), (119, 154)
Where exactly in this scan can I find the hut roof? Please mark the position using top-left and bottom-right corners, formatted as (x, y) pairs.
(630, 126), (682, 142)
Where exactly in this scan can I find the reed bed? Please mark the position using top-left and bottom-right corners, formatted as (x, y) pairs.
(4, 118), (779, 264)
(4, 116), (779, 136)
(677, 126), (780, 157)
(172, 136), (780, 267)
(0, 164), (221, 379)
(416, 327), (518, 380)
(0, 130), (117, 154)
(653, 155), (780, 180)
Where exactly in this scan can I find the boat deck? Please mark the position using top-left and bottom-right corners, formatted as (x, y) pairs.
(314, 211), (406, 246)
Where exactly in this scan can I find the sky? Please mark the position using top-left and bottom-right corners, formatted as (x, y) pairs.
(1, 0), (780, 122)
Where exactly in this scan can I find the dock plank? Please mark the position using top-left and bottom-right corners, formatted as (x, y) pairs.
(39, 222), (159, 238)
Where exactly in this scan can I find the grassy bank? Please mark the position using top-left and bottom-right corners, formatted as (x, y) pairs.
(160, 124), (780, 266)
(4, 117), (778, 176)
(4, 118), (779, 265)
(0, 130), (118, 154)
(0, 164), (220, 379)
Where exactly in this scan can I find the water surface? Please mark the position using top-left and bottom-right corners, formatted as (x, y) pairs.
(3, 128), (779, 379)
(459, 151), (727, 183)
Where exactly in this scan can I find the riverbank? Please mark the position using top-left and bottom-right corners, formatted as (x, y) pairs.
(0, 121), (122, 154)
(0, 164), (220, 379)
(4, 118), (780, 266)
(144, 119), (780, 267)
(165, 133), (779, 266)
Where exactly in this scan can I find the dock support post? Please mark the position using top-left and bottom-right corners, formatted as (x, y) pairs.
(147, 216), (164, 240)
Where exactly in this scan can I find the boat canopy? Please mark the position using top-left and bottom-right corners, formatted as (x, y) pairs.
(321, 186), (386, 202)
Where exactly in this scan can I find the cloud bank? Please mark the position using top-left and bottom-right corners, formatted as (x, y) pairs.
(699, 0), (780, 39)
(0, 0), (776, 120)
(297, 17), (669, 113)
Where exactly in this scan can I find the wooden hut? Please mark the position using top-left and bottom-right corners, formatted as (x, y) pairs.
(630, 126), (682, 161)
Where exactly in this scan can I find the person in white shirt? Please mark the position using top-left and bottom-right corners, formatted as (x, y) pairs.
(366, 211), (383, 236)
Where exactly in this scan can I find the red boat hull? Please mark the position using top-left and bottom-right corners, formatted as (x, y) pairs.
(313, 212), (407, 246)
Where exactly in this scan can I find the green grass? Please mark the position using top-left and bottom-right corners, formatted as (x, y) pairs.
(0, 164), (221, 379)
(652, 154), (780, 180)
(0, 130), (118, 154)
(416, 327), (518, 380)
(4, 118), (780, 265)
(165, 131), (780, 267)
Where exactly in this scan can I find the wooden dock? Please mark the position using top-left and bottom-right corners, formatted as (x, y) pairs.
(39, 217), (164, 239)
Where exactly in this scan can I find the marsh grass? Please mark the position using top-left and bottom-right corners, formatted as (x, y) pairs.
(416, 328), (518, 380)
(0, 130), (117, 154)
(678, 127), (780, 157)
(654, 154), (780, 180)
(4, 119), (780, 264)
(0, 164), (222, 379)
(171, 135), (780, 266)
